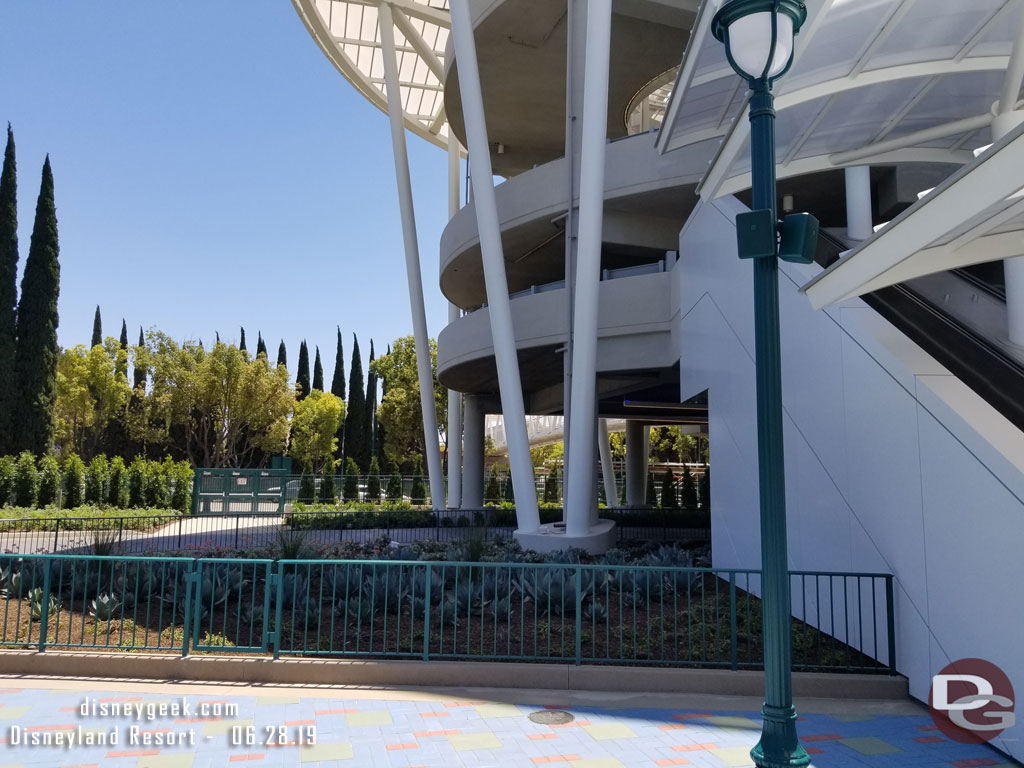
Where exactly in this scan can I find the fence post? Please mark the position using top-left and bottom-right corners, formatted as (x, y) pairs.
(181, 562), (196, 657)
(273, 561), (284, 660)
(234, 516), (240, 548)
(729, 571), (738, 671)
(423, 565), (432, 662)
(37, 562), (52, 652)
(885, 575), (897, 675)
(575, 566), (583, 666)
(53, 519), (60, 553)
(117, 518), (124, 549)
(177, 518), (183, 549)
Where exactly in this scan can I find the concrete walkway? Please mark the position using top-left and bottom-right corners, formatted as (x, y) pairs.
(0, 676), (1014, 767)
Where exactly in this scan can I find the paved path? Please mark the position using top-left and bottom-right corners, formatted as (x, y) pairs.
(0, 676), (1013, 767)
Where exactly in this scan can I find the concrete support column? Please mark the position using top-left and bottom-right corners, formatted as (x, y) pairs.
(844, 166), (873, 242)
(377, 2), (445, 509)
(625, 421), (649, 507)
(598, 418), (617, 507)
(446, 136), (463, 508)
(564, 0), (613, 538)
(994, 84), (1024, 344)
(450, 0), (540, 532)
(461, 395), (485, 509)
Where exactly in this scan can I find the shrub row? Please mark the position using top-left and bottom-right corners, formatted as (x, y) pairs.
(0, 453), (193, 512)
(0, 505), (186, 531)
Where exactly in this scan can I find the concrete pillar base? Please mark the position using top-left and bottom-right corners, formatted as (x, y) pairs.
(514, 519), (616, 555)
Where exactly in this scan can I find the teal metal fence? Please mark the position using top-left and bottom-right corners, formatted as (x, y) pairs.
(0, 553), (895, 674)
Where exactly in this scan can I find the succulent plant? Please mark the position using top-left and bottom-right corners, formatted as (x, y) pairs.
(583, 599), (608, 622)
(89, 594), (122, 621)
(30, 593), (61, 621)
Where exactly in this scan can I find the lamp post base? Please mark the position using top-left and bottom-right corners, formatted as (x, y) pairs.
(751, 704), (810, 768)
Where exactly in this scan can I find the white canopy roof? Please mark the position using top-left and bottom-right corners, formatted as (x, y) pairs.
(803, 120), (1024, 309)
(657, 0), (1024, 199)
(293, 0), (451, 148)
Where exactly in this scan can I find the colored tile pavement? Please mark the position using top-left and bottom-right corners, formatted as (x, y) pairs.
(0, 677), (1015, 767)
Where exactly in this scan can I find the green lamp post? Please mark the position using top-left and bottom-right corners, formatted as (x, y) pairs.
(711, 2), (812, 767)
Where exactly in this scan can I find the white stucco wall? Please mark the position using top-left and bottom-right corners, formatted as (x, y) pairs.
(677, 195), (1024, 761)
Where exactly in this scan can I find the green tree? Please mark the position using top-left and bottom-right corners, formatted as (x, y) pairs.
(345, 335), (366, 469)
(680, 464), (698, 509)
(132, 327), (147, 390)
(91, 305), (102, 348)
(256, 332), (267, 359)
(239, 327), (247, 353)
(277, 340), (287, 369)
(484, 466), (501, 505)
(660, 469), (677, 509)
(386, 471), (402, 501)
(0, 125), (18, 456)
(289, 389), (344, 474)
(117, 320), (129, 379)
(698, 466), (710, 509)
(108, 456), (128, 507)
(13, 450), (37, 506)
(144, 460), (168, 507)
(168, 459), (192, 512)
(62, 453), (85, 508)
(366, 456), (381, 501)
(645, 470), (657, 506)
(0, 455), (15, 505)
(84, 454), (109, 505)
(130, 336), (293, 467)
(12, 157), (60, 455)
(127, 456), (146, 507)
(331, 327), (346, 462)
(363, 341), (377, 462)
(37, 454), (60, 507)
(503, 469), (514, 503)
(543, 467), (560, 504)
(296, 473), (315, 503)
(54, 340), (132, 459)
(410, 457), (426, 505)
(370, 336), (446, 467)
(317, 473), (336, 504)
(296, 340), (310, 401)
(312, 346), (324, 392)
(342, 456), (360, 501)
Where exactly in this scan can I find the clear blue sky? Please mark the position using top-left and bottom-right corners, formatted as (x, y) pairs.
(0, 2), (451, 382)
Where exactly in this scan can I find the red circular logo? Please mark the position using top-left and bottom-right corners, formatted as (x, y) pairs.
(928, 658), (1015, 744)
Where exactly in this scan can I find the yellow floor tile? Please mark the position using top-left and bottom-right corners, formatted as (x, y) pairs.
(447, 732), (503, 751)
(475, 703), (522, 719)
(299, 741), (354, 762)
(581, 723), (637, 741)
(708, 746), (755, 766)
(345, 710), (393, 727)
(568, 759), (625, 768)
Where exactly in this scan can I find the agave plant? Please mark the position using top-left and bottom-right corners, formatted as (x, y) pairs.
(451, 579), (487, 615)
(336, 594), (377, 624)
(30, 593), (61, 621)
(489, 597), (513, 622)
(89, 594), (122, 621)
(361, 570), (410, 615)
(323, 564), (364, 600)
(583, 599), (608, 622)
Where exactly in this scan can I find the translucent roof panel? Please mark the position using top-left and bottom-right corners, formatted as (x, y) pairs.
(294, 0), (452, 149)
(657, 0), (1024, 199)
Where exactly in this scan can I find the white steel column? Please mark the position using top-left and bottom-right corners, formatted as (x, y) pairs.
(377, 2), (445, 510)
(447, 134), (464, 507)
(844, 166), (873, 241)
(564, 0), (613, 538)
(997, 15), (1024, 346)
(449, 0), (540, 532)
(598, 418), (617, 507)
(625, 421), (648, 506)
(461, 394), (485, 508)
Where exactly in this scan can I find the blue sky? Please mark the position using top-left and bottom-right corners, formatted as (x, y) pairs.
(0, 2), (452, 381)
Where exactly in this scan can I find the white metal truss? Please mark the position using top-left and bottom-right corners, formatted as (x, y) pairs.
(802, 122), (1024, 309)
(292, 0), (452, 148)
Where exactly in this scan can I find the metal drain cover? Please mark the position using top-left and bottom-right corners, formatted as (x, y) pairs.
(528, 710), (575, 725)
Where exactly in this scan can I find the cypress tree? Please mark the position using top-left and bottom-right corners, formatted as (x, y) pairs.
(256, 331), (267, 359)
(331, 327), (346, 461)
(645, 469), (657, 506)
(133, 327), (147, 390)
(0, 125), (19, 456)
(12, 157), (60, 455)
(698, 466), (710, 509)
(376, 344), (389, 473)
(660, 469), (678, 509)
(345, 335), (366, 470)
(680, 464), (698, 509)
(117, 319), (129, 378)
(296, 340), (310, 400)
(363, 340), (377, 461)
(91, 305), (102, 347)
(330, 327), (345, 400)
(312, 346), (324, 392)
(239, 327), (246, 352)
(276, 340), (287, 369)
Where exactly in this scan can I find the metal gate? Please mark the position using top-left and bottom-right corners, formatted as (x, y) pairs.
(191, 469), (286, 516)
(189, 558), (275, 653)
